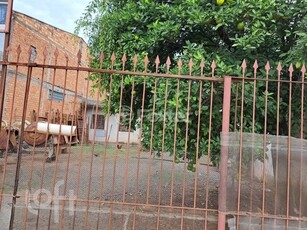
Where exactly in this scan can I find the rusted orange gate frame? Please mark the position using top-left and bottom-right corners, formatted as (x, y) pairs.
(0, 46), (306, 230)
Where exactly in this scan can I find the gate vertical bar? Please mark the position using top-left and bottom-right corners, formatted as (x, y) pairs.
(218, 76), (232, 230)
(0, 0), (13, 126)
(9, 63), (34, 230)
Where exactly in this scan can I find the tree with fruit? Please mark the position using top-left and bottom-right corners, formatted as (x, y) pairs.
(77, 0), (306, 167)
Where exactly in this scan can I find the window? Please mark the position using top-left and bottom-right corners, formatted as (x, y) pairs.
(48, 90), (63, 101)
(91, 114), (104, 129)
(30, 46), (37, 62)
(0, 1), (7, 25)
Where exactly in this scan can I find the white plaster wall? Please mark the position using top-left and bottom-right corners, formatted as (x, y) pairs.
(87, 112), (139, 144)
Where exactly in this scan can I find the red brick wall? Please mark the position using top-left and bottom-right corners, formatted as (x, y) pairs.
(2, 11), (94, 122)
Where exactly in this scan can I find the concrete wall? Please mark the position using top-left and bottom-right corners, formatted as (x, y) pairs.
(86, 110), (140, 144)
(106, 115), (140, 144)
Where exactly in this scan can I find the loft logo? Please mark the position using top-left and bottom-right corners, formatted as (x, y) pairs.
(25, 180), (76, 223)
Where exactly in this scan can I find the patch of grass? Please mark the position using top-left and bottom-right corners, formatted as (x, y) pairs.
(70, 144), (139, 158)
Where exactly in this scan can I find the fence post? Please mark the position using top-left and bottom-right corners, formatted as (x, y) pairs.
(9, 64), (34, 230)
(218, 76), (231, 230)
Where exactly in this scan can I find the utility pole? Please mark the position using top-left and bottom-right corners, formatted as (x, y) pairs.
(0, 0), (13, 127)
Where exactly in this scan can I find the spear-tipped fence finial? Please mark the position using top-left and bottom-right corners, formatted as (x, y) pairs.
(177, 58), (182, 75)
(27, 46), (33, 62)
(155, 55), (160, 73)
(265, 61), (271, 79)
(277, 62), (282, 72)
(200, 59), (205, 76)
(265, 61), (271, 71)
(111, 52), (116, 69)
(253, 60), (258, 75)
(211, 60), (216, 77)
(122, 54), (127, 71)
(288, 63), (294, 73)
(77, 50), (82, 66)
(16, 45), (21, 60)
(133, 55), (138, 72)
(99, 52), (104, 69)
(276, 62), (282, 80)
(43, 47), (48, 63)
(54, 47), (59, 59)
(288, 63), (294, 81)
(189, 58), (193, 76)
(4, 46), (11, 61)
(241, 59), (247, 77)
(301, 64), (305, 83)
(166, 56), (171, 73)
(144, 55), (149, 72)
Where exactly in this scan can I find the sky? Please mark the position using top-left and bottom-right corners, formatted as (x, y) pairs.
(13, 0), (92, 41)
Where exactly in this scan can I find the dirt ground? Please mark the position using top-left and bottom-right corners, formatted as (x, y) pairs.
(2, 141), (306, 229)
(0, 144), (220, 229)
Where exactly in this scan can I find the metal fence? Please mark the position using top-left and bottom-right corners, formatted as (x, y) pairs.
(0, 46), (306, 229)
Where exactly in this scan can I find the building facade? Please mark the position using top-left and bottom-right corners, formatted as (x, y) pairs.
(0, 11), (139, 144)
(2, 11), (92, 123)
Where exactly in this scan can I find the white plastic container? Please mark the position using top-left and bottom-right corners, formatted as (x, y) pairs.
(36, 122), (77, 136)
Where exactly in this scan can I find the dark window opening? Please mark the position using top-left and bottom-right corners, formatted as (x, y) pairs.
(30, 45), (37, 62)
(91, 114), (104, 129)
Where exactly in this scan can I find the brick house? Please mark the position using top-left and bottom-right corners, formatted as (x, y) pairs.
(0, 11), (139, 144)
(1, 11), (93, 126)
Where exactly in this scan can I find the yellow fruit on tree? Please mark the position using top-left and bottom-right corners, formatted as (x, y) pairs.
(216, 18), (222, 24)
(295, 62), (302, 69)
(237, 22), (244, 30)
(217, 0), (224, 6)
